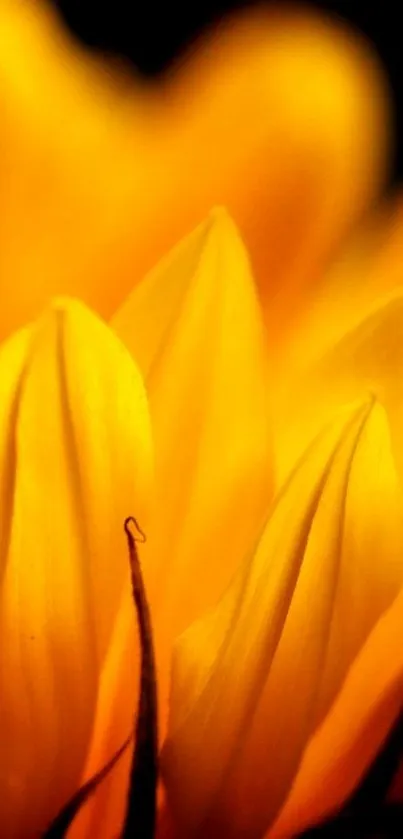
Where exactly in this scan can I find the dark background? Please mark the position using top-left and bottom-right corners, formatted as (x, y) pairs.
(51, 1), (403, 185)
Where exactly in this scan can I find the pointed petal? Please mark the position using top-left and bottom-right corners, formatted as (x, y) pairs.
(162, 398), (403, 839)
(115, 209), (272, 672)
(0, 299), (152, 838)
(75, 211), (272, 837)
(112, 216), (215, 379)
(40, 299), (153, 659)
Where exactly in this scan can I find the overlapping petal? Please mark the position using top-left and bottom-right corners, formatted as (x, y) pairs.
(278, 193), (403, 375)
(69, 210), (272, 838)
(162, 398), (403, 839)
(0, 298), (152, 838)
(114, 210), (272, 664)
(274, 290), (403, 485)
(0, 4), (397, 837)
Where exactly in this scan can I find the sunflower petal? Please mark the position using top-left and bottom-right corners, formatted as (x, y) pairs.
(0, 298), (152, 838)
(72, 210), (272, 838)
(280, 193), (403, 374)
(274, 291), (403, 490)
(162, 397), (403, 839)
(115, 209), (272, 685)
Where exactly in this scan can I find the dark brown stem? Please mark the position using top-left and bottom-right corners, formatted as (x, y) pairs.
(121, 517), (158, 839)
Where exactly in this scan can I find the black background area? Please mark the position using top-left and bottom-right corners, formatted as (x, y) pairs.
(52, 1), (403, 185)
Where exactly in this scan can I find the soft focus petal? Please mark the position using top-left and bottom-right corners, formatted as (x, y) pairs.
(280, 193), (403, 373)
(271, 195), (403, 473)
(0, 299), (152, 838)
(72, 210), (272, 838)
(0, 0), (152, 338)
(162, 398), (403, 839)
(163, 6), (390, 344)
(275, 291), (403, 485)
(0, 2), (389, 341)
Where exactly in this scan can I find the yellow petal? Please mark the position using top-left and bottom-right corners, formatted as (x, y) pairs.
(115, 209), (272, 662)
(275, 291), (403, 485)
(0, 298), (152, 837)
(278, 194), (403, 374)
(269, 581), (403, 837)
(0, 325), (32, 588)
(73, 210), (272, 838)
(162, 397), (403, 839)
(0, 2), (389, 343)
